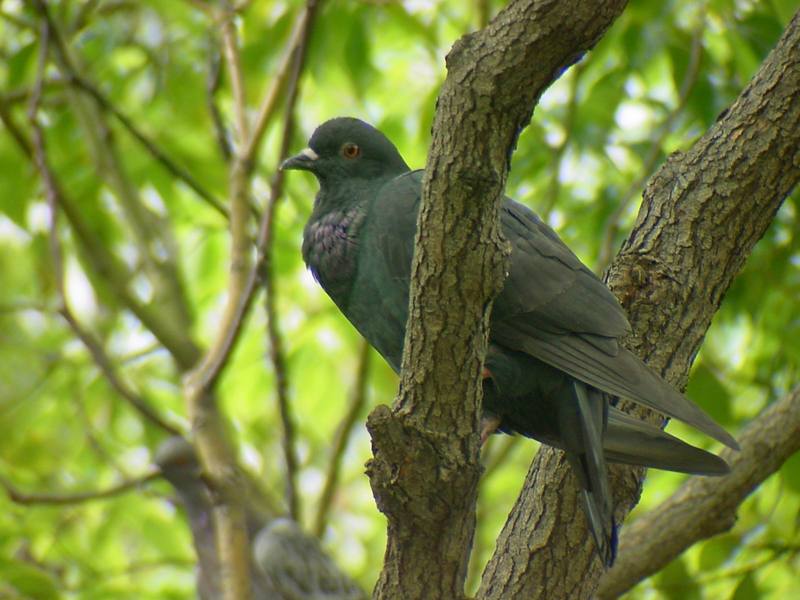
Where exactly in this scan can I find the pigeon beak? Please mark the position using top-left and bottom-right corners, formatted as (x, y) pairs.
(280, 148), (319, 171)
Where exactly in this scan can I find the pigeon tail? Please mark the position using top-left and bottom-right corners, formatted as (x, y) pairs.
(604, 407), (730, 475)
(562, 381), (617, 567)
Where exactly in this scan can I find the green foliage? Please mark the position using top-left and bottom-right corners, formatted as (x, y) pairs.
(0, 0), (797, 598)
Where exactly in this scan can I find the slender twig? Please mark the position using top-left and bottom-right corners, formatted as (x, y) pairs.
(0, 97), (33, 158)
(2, 81), (199, 372)
(37, 3), (197, 353)
(0, 7), (34, 29)
(0, 300), (54, 314)
(220, 4), (249, 147)
(0, 77), (68, 105)
(68, 0), (100, 34)
(206, 40), (233, 161)
(21, 4), (226, 216)
(188, 0), (321, 393)
(595, 19), (705, 271)
(183, 6), (256, 598)
(72, 389), (131, 476)
(181, 3), (321, 597)
(69, 557), (197, 590)
(60, 307), (185, 435)
(0, 472), (160, 506)
(261, 0), (322, 522)
(243, 3), (313, 162)
(313, 340), (372, 537)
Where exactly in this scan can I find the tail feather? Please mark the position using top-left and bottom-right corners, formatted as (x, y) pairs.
(604, 407), (730, 475)
(562, 381), (617, 567)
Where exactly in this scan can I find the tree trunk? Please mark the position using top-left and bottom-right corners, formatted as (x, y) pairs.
(367, 1), (628, 598)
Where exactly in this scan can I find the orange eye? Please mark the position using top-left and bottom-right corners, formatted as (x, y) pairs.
(342, 143), (361, 159)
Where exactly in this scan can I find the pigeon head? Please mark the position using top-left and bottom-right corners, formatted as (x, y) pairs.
(281, 117), (410, 184)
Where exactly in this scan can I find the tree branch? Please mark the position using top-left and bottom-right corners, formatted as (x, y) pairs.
(183, 2), (321, 597)
(220, 3), (249, 148)
(367, 1), (627, 598)
(597, 385), (800, 598)
(0, 472), (160, 506)
(478, 9), (800, 599)
(260, 0), (322, 524)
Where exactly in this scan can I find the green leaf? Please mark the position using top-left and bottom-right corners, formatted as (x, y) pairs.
(344, 10), (375, 96)
(780, 451), (800, 493)
(687, 362), (733, 425)
(6, 41), (37, 88)
(654, 557), (702, 600)
(731, 572), (760, 600)
(698, 534), (739, 570)
(0, 559), (61, 600)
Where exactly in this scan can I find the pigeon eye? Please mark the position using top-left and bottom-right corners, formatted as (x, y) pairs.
(341, 143), (361, 159)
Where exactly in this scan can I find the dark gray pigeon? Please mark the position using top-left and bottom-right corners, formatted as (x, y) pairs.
(282, 117), (737, 566)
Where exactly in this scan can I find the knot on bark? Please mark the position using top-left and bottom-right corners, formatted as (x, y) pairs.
(365, 405), (480, 525)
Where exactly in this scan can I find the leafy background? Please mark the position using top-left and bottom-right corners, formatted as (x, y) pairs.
(0, 0), (798, 598)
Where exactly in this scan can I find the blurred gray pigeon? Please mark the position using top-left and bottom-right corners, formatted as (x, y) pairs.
(156, 437), (364, 599)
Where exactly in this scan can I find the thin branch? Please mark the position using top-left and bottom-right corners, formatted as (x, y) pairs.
(182, 3), (321, 597)
(0, 471), (160, 506)
(597, 386), (800, 599)
(313, 340), (372, 537)
(184, 5), (256, 597)
(0, 97), (33, 159)
(0, 77), (68, 105)
(595, 17), (705, 270)
(59, 307), (185, 436)
(24, 2), (226, 217)
(220, 4), (249, 148)
(0, 7), (34, 30)
(72, 389), (131, 477)
(188, 0), (321, 393)
(261, 0), (322, 521)
(206, 40), (233, 161)
(243, 2), (314, 163)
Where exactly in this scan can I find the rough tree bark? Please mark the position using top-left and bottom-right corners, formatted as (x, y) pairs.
(366, 1), (627, 599)
(479, 9), (800, 600)
(367, 3), (800, 600)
